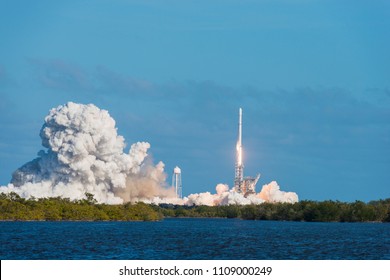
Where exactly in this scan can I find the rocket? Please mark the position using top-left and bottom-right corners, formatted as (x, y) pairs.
(234, 107), (260, 195)
(237, 108), (243, 167)
(235, 108), (244, 191)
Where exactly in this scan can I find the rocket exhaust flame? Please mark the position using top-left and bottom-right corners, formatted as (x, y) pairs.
(236, 146), (242, 166)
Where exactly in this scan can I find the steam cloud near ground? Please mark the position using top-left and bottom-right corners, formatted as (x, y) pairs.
(0, 102), (298, 205)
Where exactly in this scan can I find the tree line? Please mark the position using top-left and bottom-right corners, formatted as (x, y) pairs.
(155, 199), (390, 222)
(0, 192), (162, 221)
(1, 192), (390, 222)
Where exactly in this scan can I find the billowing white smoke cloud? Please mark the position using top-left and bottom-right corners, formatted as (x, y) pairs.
(185, 182), (298, 206)
(0, 102), (175, 204)
(258, 181), (298, 203)
(0, 102), (298, 205)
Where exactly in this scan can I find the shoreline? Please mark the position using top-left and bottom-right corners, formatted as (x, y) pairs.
(0, 217), (386, 223)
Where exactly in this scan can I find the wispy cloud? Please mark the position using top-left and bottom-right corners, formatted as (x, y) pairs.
(26, 58), (157, 97)
(94, 65), (154, 95)
(27, 58), (92, 92)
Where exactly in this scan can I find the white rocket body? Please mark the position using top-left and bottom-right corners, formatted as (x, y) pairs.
(237, 108), (243, 170)
(235, 108), (244, 192)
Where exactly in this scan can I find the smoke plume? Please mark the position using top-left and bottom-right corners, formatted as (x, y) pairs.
(0, 102), (298, 205)
(1, 102), (174, 204)
(185, 181), (298, 206)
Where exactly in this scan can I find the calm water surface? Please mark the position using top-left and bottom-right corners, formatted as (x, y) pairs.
(1, 218), (389, 259)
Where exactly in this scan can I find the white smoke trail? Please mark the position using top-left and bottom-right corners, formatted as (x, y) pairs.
(0, 102), (298, 205)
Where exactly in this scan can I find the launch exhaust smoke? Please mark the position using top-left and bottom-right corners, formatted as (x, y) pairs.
(1, 102), (176, 204)
(0, 102), (298, 205)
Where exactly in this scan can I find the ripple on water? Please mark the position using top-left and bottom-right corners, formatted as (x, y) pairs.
(1, 219), (389, 259)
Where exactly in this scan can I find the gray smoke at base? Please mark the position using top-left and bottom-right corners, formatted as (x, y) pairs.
(0, 102), (298, 205)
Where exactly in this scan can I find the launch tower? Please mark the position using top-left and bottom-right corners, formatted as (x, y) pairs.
(234, 108), (260, 196)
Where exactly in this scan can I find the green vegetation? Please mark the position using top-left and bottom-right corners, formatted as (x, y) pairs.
(1, 192), (389, 222)
(154, 199), (390, 222)
(0, 192), (162, 221)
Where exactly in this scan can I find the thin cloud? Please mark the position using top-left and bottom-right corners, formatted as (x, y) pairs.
(27, 58), (92, 92)
(94, 65), (154, 95)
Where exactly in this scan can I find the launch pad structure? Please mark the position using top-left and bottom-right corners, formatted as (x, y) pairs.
(234, 108), (260, 196)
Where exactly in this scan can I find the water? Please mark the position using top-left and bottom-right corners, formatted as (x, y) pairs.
(1, 218), (389, 259)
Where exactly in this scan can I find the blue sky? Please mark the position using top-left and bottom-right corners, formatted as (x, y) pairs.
(0, 0), (389, 201)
